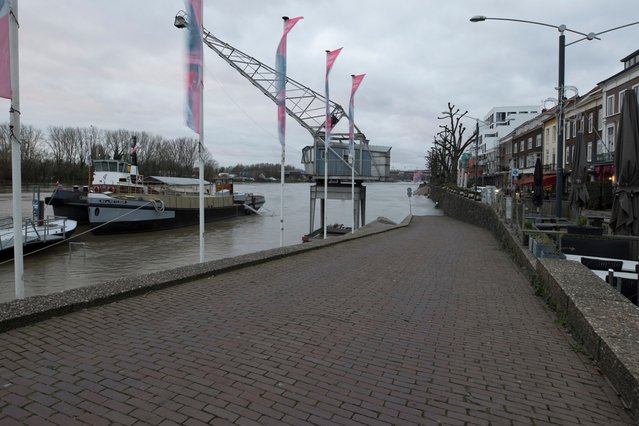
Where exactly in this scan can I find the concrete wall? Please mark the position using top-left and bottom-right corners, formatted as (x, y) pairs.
(430, 185), (639, 420)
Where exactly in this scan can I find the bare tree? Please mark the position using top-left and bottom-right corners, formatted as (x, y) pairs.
(47, 126), (77, 164)
(432, 103), (477, 184)
(104, 129), (132, 160)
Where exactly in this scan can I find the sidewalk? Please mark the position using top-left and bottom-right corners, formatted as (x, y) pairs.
(0, 216), (633, 425)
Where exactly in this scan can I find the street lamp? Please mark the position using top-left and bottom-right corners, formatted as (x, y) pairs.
(469, 15), (639, 218)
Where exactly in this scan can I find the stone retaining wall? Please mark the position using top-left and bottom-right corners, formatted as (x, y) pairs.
(429, 185), (639, 420)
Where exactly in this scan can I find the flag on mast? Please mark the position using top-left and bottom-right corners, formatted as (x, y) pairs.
(0, 0), (11, 99)
(324, 47), (342, 145)
(185, 0), (203, 134)
(275, 16), (303, 146)
(348, 74), (365, 160)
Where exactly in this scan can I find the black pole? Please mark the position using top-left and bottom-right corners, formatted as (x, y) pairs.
(556, 32), (565, 218)
(475, 120), (479, 198)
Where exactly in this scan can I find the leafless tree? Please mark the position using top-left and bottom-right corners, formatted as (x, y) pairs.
(432, 102), (477, 184)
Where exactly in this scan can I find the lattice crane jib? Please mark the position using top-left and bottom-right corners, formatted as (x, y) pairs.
(201, 29), (366, 145)
(175, 10), (389, 180)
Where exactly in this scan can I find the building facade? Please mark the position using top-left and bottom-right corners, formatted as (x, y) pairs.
(477, 106), (541, 185)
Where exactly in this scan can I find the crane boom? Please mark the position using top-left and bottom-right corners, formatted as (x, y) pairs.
(199, 25), (366, 144)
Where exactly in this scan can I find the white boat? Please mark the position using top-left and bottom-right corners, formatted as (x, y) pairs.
(0, 216), (77, 260)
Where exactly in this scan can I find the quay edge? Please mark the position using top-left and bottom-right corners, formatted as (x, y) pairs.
(0, 216), (410, 333)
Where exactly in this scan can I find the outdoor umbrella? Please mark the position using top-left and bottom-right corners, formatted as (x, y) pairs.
(610, 89), (639, 235)
(568, 131), (589, 217)
(532, 157), (543, 210)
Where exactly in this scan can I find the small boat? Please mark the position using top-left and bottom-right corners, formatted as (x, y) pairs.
(0, 216), (77, 261)
(46, 137), (265, 231)
(302, 223), (352, 242)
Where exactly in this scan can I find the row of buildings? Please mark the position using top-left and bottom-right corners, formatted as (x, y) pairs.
(462, 48), (639, 196)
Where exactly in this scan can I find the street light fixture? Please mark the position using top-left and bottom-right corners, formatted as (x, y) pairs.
(469, 15), (639, 218)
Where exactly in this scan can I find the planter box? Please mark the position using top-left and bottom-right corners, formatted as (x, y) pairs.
(566, 225), (604, 236)
(532, 238), (555, 258)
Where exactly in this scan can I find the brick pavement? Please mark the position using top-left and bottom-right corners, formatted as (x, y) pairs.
(0, 216), (634, 425)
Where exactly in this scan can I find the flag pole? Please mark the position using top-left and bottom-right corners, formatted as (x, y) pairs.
(183, 0), (204, 262)
(350, 76), (355, 234)
(197, 1), (204, 263)
(348, 74), (366, 233)
(279, 18), (285, 248)
(348, 74), (365, 234)
(324, 50), (329, 240)
(8, 0), (23, 298)
(323, 48), (342, 239)
(275, 16), (302, 247)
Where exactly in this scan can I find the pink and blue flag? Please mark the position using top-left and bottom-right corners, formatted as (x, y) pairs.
(275, 16), (303, 147)
(0, 0), (11, 99)
(324, 48), (342, 146)
(185, 0), (203, 134)
(348, 74), (365, 159)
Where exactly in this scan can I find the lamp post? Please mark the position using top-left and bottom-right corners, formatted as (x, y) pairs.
(475, 119), (479, 197)
(470, 16), (639, 219)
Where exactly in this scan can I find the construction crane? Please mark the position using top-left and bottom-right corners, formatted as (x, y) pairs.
(174, 11), (393, 234)
(174, 10), (365, 147)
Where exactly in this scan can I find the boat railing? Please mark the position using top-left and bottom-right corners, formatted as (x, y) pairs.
(0, 216), (13, 229)
(22, 215), (70, 242)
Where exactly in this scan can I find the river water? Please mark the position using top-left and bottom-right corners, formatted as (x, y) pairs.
(0, 182), (440, 302)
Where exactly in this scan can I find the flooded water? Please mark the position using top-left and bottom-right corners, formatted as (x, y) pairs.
(0, 182), (440, 302)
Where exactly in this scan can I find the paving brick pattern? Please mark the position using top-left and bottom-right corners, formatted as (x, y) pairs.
(0, 216), (633, 425)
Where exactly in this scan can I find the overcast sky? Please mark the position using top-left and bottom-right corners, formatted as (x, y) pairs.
(6, 1), (639, 170)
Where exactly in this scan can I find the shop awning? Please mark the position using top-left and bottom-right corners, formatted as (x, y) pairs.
(517, 174), (556, 186)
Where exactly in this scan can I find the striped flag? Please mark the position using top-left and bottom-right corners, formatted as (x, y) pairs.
(324, 47), (342, 146)
(185, 0), (203, 134)
(0, 0), (11, 99)
(275, 16), (303, 147)
(348, 74), (365, 161)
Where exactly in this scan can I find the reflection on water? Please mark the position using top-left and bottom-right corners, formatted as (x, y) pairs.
(0, 182), (440, 302)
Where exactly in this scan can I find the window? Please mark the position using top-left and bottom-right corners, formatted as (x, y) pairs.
(587, 141), (592, 162)
(572, 121), (577, 138)
(520, 141), (523, 152)
(552, 125), (557, 143)
(536, 134), (542, 148)
(580, 116), (584, 133)
(527, 137), (532, 150)
(619, 91), (625, 113)
(545, 128), (549, 144)
(513, 142), (518, 154)
(588, 112), (593, 133)
(565, 123), (570, 139)
(607, 125), (615, 154)
(607, 95), (615, 116)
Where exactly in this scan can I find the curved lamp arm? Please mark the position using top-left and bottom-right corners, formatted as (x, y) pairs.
(469, 15), (599, 40)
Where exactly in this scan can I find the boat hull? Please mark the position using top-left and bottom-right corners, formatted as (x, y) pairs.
(45, 190), (90, 224)
(0, 218), (78, 261)
(88, 193), (247, 234)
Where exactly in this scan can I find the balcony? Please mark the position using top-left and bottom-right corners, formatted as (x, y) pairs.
(594, 152), (614, 163)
